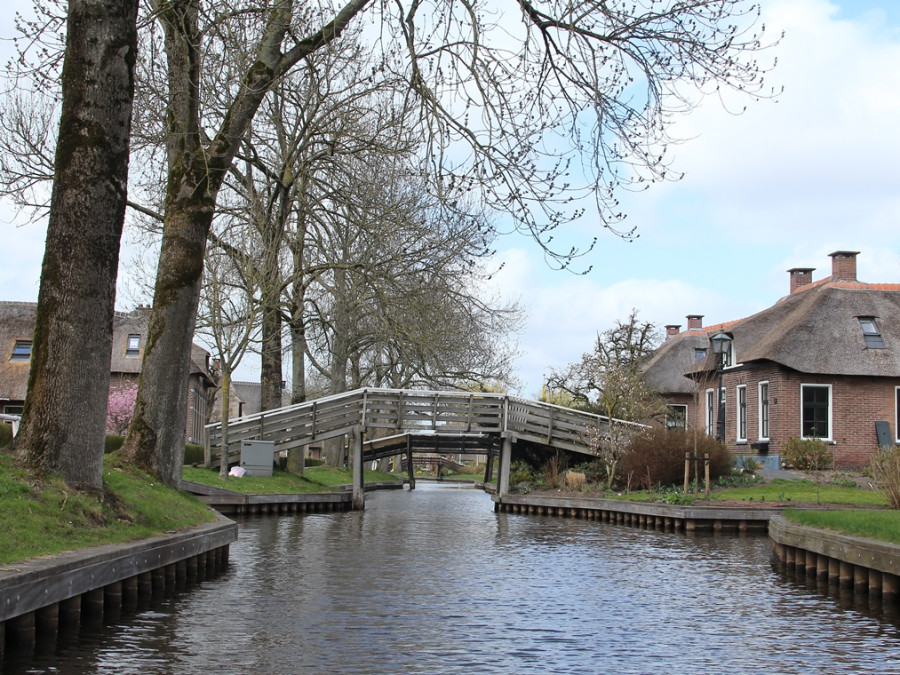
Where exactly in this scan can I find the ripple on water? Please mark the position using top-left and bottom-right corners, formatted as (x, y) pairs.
(6, 485), (900, 674)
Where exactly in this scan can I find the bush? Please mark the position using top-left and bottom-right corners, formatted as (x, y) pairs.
(564, 470), (586, 491)
(305, 457), (325, 467)
(105, 434), (126, 454)
(184, 443), (205, 465)
(0, 423), (12, 449)
(869, 446), (900, 509)
(781, 437), (833, 470)
(620, 427), (732, 490)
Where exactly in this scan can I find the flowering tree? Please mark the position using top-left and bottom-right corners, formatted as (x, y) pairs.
(107, 381), (139, 435)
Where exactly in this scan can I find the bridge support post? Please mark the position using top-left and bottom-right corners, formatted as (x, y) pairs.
(497, 435), (512, 497)
(351, 426), (365, 510)
(405, 435), (416, 490)
(483, 452), (494, 484)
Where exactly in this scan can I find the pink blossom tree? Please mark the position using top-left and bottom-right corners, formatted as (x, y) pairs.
(107, 381), (139, 435)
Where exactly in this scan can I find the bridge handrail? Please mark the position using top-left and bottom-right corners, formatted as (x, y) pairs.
(203, 387), (642, 466)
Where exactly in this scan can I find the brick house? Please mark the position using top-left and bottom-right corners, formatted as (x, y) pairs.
(642, 251), (900, 468)
(0, 302), (217, 444)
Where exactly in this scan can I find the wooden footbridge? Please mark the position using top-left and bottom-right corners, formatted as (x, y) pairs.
(203, 388), (641, 509)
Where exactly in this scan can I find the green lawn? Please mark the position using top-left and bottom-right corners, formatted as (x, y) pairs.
(782, 508), (900, 545)
(181, 464), (404, 492)
(0, 451), (215, 565)
(710, 478), (888, 507)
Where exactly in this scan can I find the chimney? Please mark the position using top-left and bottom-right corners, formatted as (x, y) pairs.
(665, 324), (681, 340)
(686, 315), (703, 330)
(788, 267), (815, 294)
(829, 250), (860, 281)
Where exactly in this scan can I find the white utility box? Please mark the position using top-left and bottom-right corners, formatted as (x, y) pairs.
(240, 440), (275, 477)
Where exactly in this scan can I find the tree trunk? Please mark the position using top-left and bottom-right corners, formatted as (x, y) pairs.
(121, 0), (371, 485)
(218, 367), (232, 478)
(14, 0), (138, 491)
(260, 303), (283, 410)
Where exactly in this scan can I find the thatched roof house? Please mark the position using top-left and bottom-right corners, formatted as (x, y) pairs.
(644, 251), (900, 467)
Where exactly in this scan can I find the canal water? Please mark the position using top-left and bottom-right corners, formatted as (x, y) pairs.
(6, 483), (900, 674)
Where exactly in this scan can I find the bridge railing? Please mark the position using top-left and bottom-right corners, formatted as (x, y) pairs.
(203, 388), (642, 467)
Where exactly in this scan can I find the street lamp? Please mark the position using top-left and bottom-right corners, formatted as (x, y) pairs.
(710, 331), (733, 443)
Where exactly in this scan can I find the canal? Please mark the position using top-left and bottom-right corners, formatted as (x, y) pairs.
(5, 483), (900, 673)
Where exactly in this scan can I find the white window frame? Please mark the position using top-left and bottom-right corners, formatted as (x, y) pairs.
(126, 334), (141, 358)
(800, 383), (832, 441)
(895, 387), (900, 443)
(758, 381), (770, 441)
(705, 389), (715, 436)
(666, 404), (688, 430)
(736, 385), (747, 442)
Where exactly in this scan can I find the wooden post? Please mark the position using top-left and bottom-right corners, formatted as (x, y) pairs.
(497, 435), (513, 497)
(406, 435), (416, 490)
(704, 453), (710, 499)
(484, 451), (495, 484)
(684, 453), (690, 493)
(351, 425), (365, 510)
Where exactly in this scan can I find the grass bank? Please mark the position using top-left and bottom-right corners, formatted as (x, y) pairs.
(181, 464), (403, 493)
(0, 450), (215, 566)
(781, 508), (900, 545)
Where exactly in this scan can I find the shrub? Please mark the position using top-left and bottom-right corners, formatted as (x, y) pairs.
(0, 423), (12, 449)
(509, 460), (536, 488)
(184, 443), (205, 465)
(105, 434), (126, 454)
(305, 457), (325, 467)
(565, 470), (586, 491)
(781, 437), (833, 470)
(869, 446), (900, 509)
(620, 427), (732, 490)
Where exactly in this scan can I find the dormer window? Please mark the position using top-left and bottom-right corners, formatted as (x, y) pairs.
(859, 317), (885, 349)
(694, 348), (707, 361)
(126, 334), (142, 357)
(10, 340), (32, 362)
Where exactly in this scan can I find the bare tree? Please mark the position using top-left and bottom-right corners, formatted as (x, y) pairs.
(11, 0), (139, 490)
(4, 0), (778, 486)
(194, 236), (260, 478)
(549, 309), (660, 408)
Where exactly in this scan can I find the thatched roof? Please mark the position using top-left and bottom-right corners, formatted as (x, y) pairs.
(732, 282), (900, 377)
(0, 302), (214, 402)
(0, 301), (38, 401)
(647, 279), (900, 395)
(642, 330), (710, 395)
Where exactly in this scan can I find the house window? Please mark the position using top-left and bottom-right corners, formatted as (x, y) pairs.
(801, 384), (831, 440)
(3, 405), (23, 415)
(126, 334), (141, 358)
(694, 348), (707, 361)
(759, 381), (769, 440)
(666, 404), (687, 429)
(737, 385), (747, 442)
(705, 389), (715, 436)
(859, 317), (885, 349)
(10, 340), (32, 362)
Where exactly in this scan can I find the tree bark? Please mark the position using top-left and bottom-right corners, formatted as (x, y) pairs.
(14, 0), (139, 491)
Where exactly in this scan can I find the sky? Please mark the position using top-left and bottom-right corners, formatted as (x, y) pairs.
(2, 0), (899, 399)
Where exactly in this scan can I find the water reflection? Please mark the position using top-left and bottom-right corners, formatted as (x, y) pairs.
(6, 484), (900, 674)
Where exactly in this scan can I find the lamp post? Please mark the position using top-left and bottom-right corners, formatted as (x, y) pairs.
(710, 331), (733, 443)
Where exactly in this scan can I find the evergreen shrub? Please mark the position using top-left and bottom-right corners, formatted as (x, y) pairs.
(105, 434), (126, 454)
(781, 437), (832, 470)
(184, 443), (205, 465)
(0, 423), (12, 448)
(620, 427), (732, 490)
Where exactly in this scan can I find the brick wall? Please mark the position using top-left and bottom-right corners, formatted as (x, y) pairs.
(719, 364), (899, 468)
